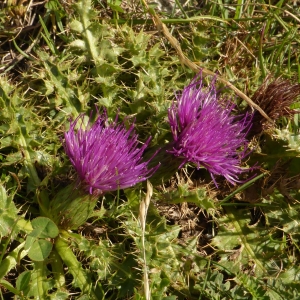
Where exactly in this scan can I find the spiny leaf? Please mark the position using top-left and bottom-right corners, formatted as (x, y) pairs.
(212, 207), (268, 276)
(0, 185), (19, 237)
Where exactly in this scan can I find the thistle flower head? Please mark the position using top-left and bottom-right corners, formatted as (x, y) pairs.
(63, 111), (157, 194)
(168, 74), (252, 185)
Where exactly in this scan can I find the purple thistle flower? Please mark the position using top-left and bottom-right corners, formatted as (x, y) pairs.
(168, 74), (252, 185)
(63, 111), (158, 194)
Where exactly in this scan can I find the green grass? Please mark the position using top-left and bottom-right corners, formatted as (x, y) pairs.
(0, 0), (300, 299)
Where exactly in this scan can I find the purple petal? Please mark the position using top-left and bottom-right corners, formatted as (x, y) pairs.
(168, 73), (253, 185)
(63, 112), (158, 194)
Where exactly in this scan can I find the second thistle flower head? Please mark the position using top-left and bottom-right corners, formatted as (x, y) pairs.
(63, 111), (157, 194)
(168, 74), (252, 185)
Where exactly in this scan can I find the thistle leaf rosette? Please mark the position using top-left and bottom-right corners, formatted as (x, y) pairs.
(168, 74), (252, 185)
(50, 111), (158, 229)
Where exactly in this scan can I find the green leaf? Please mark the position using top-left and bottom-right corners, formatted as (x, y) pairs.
(30, 217), (59, 239)
(69, 39), (87, 50)
(28, 239), (53, 261)
(161, 184), (216, 211)
(55, 234), (104, 299)
(43, 61), (82, 117)
(107, 0), (124, 13)
(69, 20), (84, 33)
(49, 291), (70, 300)
(0, 279), (21, 296)
(0, 185), (19, 237)
(212, 207), (268, 276)
(0, 242), (28, 279)
(16, 270), (31, 292)
(24, 235), (36, 251)
(27, 261), (55, 298)
(252, 135), (300, 176)
(16, 219), (33, 233)
(275, 128), (300, 153)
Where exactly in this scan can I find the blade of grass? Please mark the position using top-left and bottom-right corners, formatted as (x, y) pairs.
(259, 23), (267, 78)
(219, 173), (266, 205)
(39, 15), (57, 55)
(234, 0), (244, 19)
